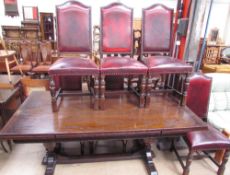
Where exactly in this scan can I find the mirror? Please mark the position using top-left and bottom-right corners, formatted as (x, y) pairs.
(22, 6), (38, 20)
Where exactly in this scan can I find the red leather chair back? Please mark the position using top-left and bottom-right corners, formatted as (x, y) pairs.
(141, 4), (173, 55)
(100, 3), (133, 55)
(56, 1), (91, 54)
(186, 73), (212, 120)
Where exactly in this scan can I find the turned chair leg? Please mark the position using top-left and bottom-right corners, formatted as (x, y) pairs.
(50, 78), (57, 112)
(94, 75), (99, 110)
(145, 76), (152, 107)
(100, 75), (105, 110)
(183, 150), (194, 175)
(218, 150), (230, 175)
(139, 75), (146, 108)
(180, 74), (188, 106)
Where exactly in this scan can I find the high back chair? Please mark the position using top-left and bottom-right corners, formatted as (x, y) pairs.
(140, 4), (192, 106)
(99, 2), (148, 109)
(48, 1), (99, 112)
(11, 40), (36, 74)
(32, 41), (53, 77)
(172, 73), (230, 175)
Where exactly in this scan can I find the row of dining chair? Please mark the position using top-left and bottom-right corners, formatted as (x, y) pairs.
(11, 40), (53, 77)
(48, 1), (193, 111)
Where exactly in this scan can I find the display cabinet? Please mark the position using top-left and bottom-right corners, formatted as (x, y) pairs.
(40, 12), (54, 41)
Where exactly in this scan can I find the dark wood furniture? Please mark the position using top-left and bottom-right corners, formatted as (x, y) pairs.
(201, 44), (230, 73)
(0, 88), (21, 152)
(1, 26), (21, 58)
(21, 26), (40, 41)
(140, 4), (192, 106)
(0, 88), (21, 127)
(99, 3), (148, 109)
(48, 1), (99, 112)
(0, 91), (207, 175)
(1, 25), (41, 60)
(40, 13), (54, 41)
(11, 41), (38, 74)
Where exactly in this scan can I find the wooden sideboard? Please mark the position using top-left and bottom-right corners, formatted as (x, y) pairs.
(201, 44), (230, 73)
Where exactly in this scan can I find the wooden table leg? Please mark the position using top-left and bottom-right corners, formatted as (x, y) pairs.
(143, 139), (158, 175)
(43, 143), (57, 175)
(44, 153), (56, 175)
(215, 130), (230, 164)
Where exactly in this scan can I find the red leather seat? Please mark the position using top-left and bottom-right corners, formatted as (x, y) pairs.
(49, 58), (99, 76)
(48, 1), (99, 111)
(140, 4), (192, 106)
(100, 57), (147, 75)
(99, 3), (147, 109)
(142, 56), (192, 74)
(186, 124), (230, 151)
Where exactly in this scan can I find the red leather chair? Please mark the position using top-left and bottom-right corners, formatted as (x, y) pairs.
(172, 73), (230, 175)
(48, 1), (99, 111)
(140, 4), (193, 106)
(99, 3), (148, 109)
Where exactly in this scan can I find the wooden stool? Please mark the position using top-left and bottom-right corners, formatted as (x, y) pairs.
(173, 125), (230, 175)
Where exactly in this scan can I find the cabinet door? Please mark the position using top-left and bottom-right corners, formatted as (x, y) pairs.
(40, 13), (54, 41)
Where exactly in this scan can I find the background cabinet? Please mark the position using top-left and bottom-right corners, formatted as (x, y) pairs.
(40, 13), (54, 41)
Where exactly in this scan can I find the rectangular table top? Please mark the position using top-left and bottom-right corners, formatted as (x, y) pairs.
(0, 91), (207, 142)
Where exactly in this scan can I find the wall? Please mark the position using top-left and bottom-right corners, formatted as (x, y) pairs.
(0, 0), (177, 36)
(201, 0), (230, 44)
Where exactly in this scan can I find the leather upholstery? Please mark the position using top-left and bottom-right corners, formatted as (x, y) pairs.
(142, 4), (173, 53)
(186, 73), (212, 119)
(56, 1), (91, 53)
(186, 73), (230, 150)
(49, 57), (99, 76)
(142, 56), (192, 74)
(186, 124), (230, 150)
(100, 57), (148, 75)
(101, 3), (133, 54)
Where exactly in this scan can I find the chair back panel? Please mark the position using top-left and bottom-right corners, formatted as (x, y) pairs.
(56, 1), (91, 53)
(40, 41), (52, 64)
(20, 41), (33, 63)
(142, 4), (173, 53)
(186, 73), (212, 119)
(101, 3), (133, 54)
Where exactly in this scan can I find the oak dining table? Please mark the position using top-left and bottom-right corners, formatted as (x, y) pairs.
(0, 91), (207, 175)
